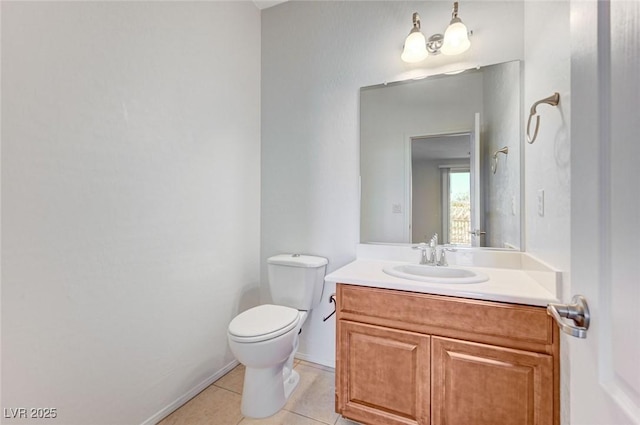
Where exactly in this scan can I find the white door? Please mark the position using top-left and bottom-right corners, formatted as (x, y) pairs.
(569, 1), (639, 424)
(469, 112), (482, 247)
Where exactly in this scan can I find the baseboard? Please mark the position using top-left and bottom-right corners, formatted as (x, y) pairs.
(141, 359), (240, 425)
(294, 352), (335, 370)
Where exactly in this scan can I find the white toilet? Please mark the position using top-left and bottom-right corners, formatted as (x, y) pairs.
(227, 254), (328, 418)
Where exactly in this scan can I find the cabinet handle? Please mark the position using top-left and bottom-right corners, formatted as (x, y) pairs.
(547, 295), (590, 338)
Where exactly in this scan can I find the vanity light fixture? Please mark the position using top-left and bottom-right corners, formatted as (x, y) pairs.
(401, 2), (471, 63)
(441, 2), (471, 55)
(401, 13), (429, 63)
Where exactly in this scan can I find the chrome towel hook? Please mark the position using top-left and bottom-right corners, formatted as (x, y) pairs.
(526, 92), (560, 144)
(491, 146), (509, 174)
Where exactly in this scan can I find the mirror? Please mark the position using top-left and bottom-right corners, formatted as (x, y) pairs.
(360, 60), (522, 249)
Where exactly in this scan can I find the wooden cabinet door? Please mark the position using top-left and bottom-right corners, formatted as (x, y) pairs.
(337, 320), (430, 425)
(431, 337), (554, 425)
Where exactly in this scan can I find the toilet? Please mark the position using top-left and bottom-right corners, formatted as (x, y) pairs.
(227, 254), (328, 418)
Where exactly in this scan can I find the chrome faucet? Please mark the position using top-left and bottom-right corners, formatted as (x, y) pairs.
(413, 233), (440, 265)
(413, 233), (457, 266)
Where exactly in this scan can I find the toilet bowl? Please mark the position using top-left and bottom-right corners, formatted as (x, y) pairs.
(227, 254), (327, 418)
(228, 305), (308, 418)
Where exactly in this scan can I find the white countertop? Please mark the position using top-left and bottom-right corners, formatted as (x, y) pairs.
(325, 255), (560, 307)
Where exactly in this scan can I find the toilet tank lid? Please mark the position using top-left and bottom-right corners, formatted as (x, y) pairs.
(268, 254), (328, 268)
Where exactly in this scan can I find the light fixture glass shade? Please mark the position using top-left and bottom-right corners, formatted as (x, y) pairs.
(401, 31), (428, 63)
(441, 19), (470, 55)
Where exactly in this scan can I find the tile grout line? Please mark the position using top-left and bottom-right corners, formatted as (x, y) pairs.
(296, 360), (336, 374)
(286, 410), (334, 425)
(212, 381), (242, 395)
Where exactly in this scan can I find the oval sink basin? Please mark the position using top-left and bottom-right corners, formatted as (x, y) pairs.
(383, 264), (489, 284)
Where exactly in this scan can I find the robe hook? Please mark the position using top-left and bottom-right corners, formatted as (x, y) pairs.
(491, 146), (509, 174)
(526, 92), (560, 144)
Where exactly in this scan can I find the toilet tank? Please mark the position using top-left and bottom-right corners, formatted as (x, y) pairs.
(267, 254), (328, 311)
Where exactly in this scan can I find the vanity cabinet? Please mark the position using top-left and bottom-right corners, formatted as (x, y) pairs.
(335, 283), (559, 425)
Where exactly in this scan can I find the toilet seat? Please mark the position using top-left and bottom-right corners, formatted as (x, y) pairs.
(228, 304), (300, 343)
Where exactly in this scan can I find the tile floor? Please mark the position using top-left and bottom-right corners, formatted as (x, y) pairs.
(159, 360), (361, 425)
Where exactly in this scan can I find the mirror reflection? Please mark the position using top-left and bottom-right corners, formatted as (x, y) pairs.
(360, 60), (522, 249)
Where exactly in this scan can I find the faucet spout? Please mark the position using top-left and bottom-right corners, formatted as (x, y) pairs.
(421, 233), (438, 265)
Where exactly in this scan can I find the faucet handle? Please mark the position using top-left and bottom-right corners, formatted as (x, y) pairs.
(412, 242), (429, 251)
(436, 245), (457, 266)
(413, 243), (432, 265)
(437, 248), (448, 266)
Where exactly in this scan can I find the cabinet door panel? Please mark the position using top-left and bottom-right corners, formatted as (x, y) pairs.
(432, 337), (553, 425)
(338, 321), (430, 425)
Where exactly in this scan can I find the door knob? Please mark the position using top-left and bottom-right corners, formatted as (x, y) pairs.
(547, 295), (590, 338)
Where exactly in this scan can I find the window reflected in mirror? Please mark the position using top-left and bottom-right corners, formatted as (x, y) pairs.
(443, 168), (471, 245)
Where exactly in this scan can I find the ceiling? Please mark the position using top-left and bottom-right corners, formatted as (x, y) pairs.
(412, 134), (471, 161)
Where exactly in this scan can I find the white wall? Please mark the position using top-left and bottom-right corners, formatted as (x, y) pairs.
(482, 61), (522, 249)
(524, 1), (571, 273)
(523, 2), (571, 425)
(261, 0), (524, 367)
(1, 2), (260, 424)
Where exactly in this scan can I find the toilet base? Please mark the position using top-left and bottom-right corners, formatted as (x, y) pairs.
(240, 364), (300, 418)
(284, 368), (300, 400)
(231, 311), (309, 418)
